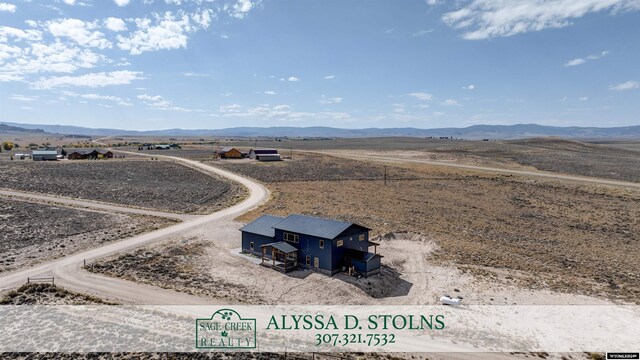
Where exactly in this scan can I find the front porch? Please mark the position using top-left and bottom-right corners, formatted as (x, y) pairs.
(260, 241), (299, 273)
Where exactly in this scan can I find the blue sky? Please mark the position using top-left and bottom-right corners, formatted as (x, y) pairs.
(0, 0), (639, 131)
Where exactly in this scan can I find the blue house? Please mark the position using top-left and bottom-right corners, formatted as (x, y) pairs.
(240, 214), (382, 277)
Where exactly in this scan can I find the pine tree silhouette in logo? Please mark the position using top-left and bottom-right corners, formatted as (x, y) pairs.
(221, 330), (228, 337)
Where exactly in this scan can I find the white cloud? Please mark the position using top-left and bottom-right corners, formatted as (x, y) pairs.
(191, 8), (214, 28)
(287, 76), (300, 82)
(565, 58), (586, 66)
(412, 29), (433, 37)
(117, 12), (194, 55)
(226, 0), (259, 19)
(564, 50), (609, 66)
(319, 96), (342, 104)
(0, 73), (24, 82)
(442, 99), (459, 106)
(579, 96), (588, 101)
(1, 41), (105, 79)
(105, 17), (127, 32)
(609, 80), (639, 91)
(262, 90), (276, 95)
(0, 26), (42, 42)
(462, 84), (475, 90)
(138, 93), (201, 112)
(81, 93), (132, 106)
(0, 3), (16, 12)
(409, 92), (433, 101)
(114, 0), (130, 6)
(323, 75), (335, 79)
(9, 94), (37, 101)
(48, 18), (112, 49)
(33, 70), (143, 89)
(384, 29), (394, 34)
(63, 0), (76, 5)
(219, 104), (242, 113)
(183, 72), (209, 77)
(442, 0), (640, 40)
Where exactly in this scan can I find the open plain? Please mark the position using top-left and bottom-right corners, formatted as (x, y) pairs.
(0, 197), (175, 273)
(83, 140), (640, 307)
(0, 160), (245, 214)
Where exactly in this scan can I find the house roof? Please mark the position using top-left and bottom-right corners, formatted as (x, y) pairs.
(219, 147), (237, 153)
(240, 214), (285, 238)
(32, 150), (57, 155)
(261, 241), (298, 254)
(68, 149), (112, 155)
(274, 214), (366, 240)
(251, 149), (279, 154)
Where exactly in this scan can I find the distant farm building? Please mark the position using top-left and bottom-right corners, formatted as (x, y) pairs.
(154, 144), (171, 150)
(67, 149), (114, 160)
(241, 214), (382, 277)
(249, 149), (281, 161)
(32, 150), (58, 161)
(217, 147), (242, 159)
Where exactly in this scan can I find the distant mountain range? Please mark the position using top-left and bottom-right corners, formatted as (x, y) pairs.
(0, 123), (46, 134)
(1, 121), (639, 139)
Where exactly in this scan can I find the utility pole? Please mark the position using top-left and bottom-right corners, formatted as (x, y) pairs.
(290, 145), (293, 160)
(384, 166), (387, 186)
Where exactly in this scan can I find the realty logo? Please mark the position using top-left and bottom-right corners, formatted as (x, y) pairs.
(196, 308), (257, 349)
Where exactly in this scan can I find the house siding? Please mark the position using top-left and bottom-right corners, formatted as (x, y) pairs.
(274, 229), (333, 273)
(240, 215), (381, 278)
(242, 232), (273, 256)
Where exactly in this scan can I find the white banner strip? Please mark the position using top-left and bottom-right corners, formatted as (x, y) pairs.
(0, 305), (639, 353)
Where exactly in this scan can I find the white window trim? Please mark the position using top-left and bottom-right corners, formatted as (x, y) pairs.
(283, 232), (299, 243)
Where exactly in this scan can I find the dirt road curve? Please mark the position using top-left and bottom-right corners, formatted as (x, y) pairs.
(0, 154), (270, 304)
(312, 150), (640, 189)
(0, 189), (197, 221)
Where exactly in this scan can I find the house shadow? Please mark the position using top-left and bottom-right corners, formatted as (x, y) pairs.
(282, 268), (314, 280)
(334, 265), (413, 299)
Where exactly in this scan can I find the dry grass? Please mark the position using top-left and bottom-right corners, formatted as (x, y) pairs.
(231, 154), (640, 303)
(0, 283), (115, 305)
(0, 159), (245, 214)
(0, 198), (176, 273)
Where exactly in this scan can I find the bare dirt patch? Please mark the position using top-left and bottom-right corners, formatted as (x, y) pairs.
(0, 198), (176, 273)
(87, 238), (264, 303)
(0, 160), (245, 214)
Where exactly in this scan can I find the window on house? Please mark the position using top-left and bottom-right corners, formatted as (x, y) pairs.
(306, 255), (311, 265)
(359, 234), (365, 241)
(283, 232), (299, 243)
(336, 239), (343, 247)
(250, 242), (254, 251)
(319, 239), (324, 249)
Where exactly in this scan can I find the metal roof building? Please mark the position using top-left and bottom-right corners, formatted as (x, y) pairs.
(249, 149), (281, 161)
(241, 214), (381, 277)
(32, 150), (58, 161)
